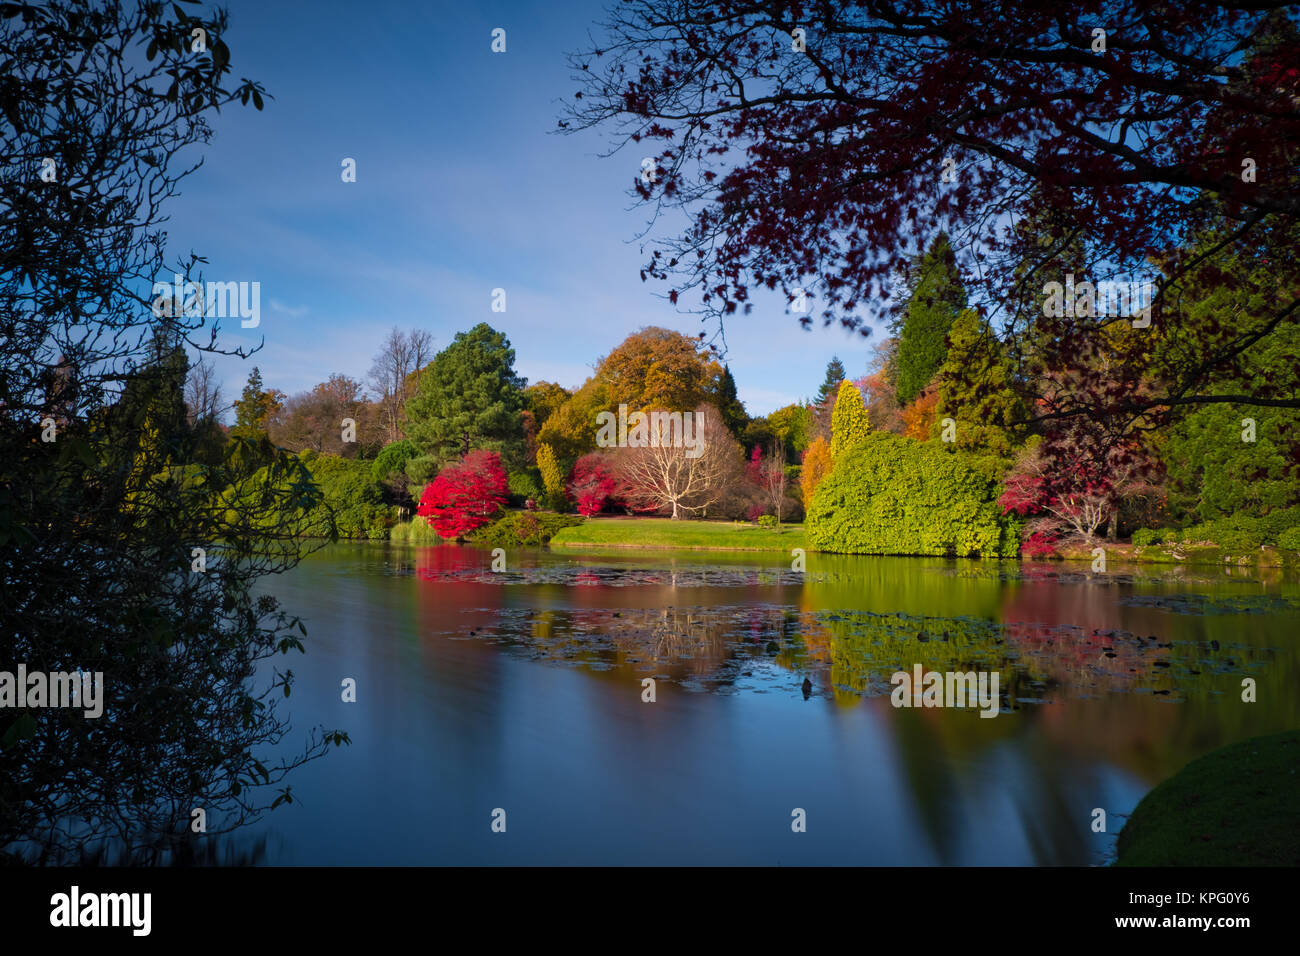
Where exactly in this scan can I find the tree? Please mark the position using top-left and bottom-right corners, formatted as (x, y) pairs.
(369, 327), (434, 445)
(766, 403), (814, 458)
(567, 453), (618, 516)
(816, 357), (846, 406)
(715, 364), (748, 437)
(1000, 429), (1162, 546)
(566, 4), (1300, 420)
(403, 323), (526, 468)
(536, 442), (567, 511)
(231, 366), (284, 441)
(932, 309), (1024, 457)
(749, 442), (788, 525)
(597, 326), (724, 411)
(901, 383), (940, 442)
(416, 450), (507, 539)
(893, 234), (967, 405)
(269, 373), (368, 457)
(613, 405), (742, 519)
(800, 437), (833, 511)
(1, 1), (346, 864)
(812, 357), (846, 439)
(855, 338), (906, 436)
(829, 380), (870, 460)
(539, 327), (728, 461)
(184, 355), (225, 426)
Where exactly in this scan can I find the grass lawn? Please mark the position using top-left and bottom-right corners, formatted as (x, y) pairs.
(550, 516), (807, 552)
(1115, 730), (1300, 866)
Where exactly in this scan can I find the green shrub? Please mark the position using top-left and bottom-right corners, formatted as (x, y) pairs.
(1276, 526), (1300, 551)
(757, 514), (778, 528)
(506, 469), (543, 506)
(470, 511), (584, 548)
(1131, 528), (1160, 547)
(372, 439), (418, 483)
(302, 454), (397, 539)
(1180, 514), (1264, 551)
(807, 433), (1020, 557)
(1259, 505), (1300, 543)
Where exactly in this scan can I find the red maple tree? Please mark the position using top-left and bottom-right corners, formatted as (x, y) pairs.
(417, 450), (507, 539)
(567, 453), (618, 516)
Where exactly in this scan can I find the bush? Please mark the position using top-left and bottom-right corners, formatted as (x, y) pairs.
(807, 433), (1020, 557)
(1131, 528), (1161, 547)
(1259, 505), (1300, 542)
(297, 454), (398, 539)
(372, 439), (419, 483)
(1277, 526), (1300, 551)
(507, 469), (543, 507)
(757, 514), (778, 528)
(1180, 514), (1265, 551)
(470, 511), (584, 548)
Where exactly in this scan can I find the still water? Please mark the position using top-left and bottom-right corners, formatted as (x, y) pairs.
(239, 542), (1300, 865)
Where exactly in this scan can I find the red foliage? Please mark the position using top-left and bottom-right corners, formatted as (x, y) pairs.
(1020, 531), (1059, 557)
(416, 450), (507, 539)
(567, 453), (617, 516)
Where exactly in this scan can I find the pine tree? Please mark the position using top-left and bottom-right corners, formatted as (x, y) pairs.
(816, 357), (846, 406)
(403, 323), (527, 469)
(829, 380), (870, 459)
(893, 233), (968, 405)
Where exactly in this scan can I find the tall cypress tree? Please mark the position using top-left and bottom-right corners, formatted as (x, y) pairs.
(893, 233), (968, 405)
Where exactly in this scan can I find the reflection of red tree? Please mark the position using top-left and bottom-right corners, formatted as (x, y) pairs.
(1000, 576), (1163, 691)
(413, 545), (500, 634)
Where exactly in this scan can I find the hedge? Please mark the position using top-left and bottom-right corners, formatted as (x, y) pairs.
(806, 432), (1020, 557)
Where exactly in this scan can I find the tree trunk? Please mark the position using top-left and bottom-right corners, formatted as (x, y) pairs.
(1107, 508), (1119, 541)
(671, 500), (680, 519)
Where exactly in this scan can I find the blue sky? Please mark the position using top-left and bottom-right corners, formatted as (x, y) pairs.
(164, 0), (886, 417)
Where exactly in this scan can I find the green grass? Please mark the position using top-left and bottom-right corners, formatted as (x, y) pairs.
(550, 516), (807, 552)
(1116, 730), (1300, 866)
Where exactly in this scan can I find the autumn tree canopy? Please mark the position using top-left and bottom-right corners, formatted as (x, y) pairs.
(565, 2), (1300, 419)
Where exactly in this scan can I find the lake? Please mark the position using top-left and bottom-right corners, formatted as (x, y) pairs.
(235, 542), (1300, 865)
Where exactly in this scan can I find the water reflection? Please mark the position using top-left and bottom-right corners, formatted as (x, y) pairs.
(233, 543), (1299, 865)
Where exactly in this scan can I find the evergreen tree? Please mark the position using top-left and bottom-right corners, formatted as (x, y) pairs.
(715, 364), (749, 437)
(816, 357), (846, 406)
(403, 323), (527, 469)
(536, 442), (567, 511)
(231, 366), (282, 440)
(932, 309), (1024, 457)
(830, 380), (871, 459)
(893, 233), (968, 405)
